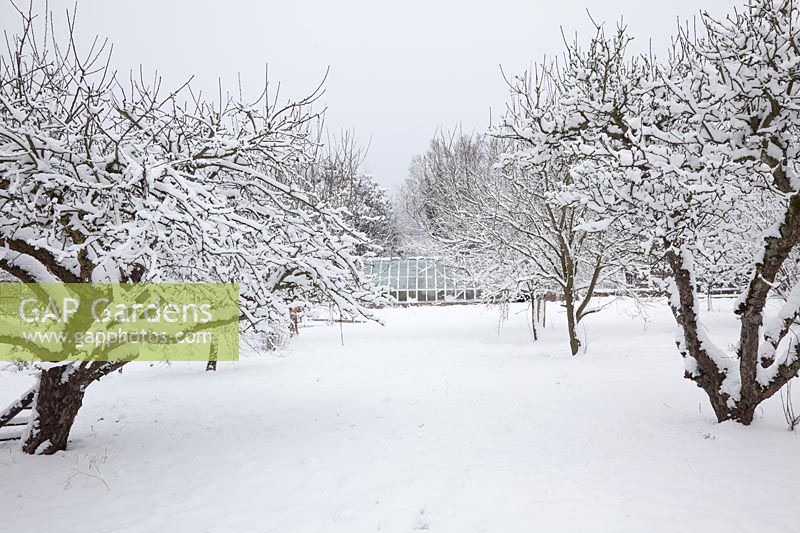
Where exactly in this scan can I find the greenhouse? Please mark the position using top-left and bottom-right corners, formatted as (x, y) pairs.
(364, 257), (481, 303)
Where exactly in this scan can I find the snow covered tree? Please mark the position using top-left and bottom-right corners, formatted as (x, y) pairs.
(496, 78), (643, 354)
(510, 0), (800, 423)
(304, 131), (400, 256)
(0, 6), (380, 453)
(403, 131), (633, 355)
(693, 191), (778, 310)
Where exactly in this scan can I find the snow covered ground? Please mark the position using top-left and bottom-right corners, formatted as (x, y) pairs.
(1, 298), (799, 532)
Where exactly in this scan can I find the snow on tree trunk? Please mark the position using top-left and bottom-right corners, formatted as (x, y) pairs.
(563, 287), (581, 356)
(22, 366), (87, 455)
(530, 298), (538, 342)
(665, 250), (745, 423)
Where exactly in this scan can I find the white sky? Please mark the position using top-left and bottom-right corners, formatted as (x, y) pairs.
(0, 0), (739, 191)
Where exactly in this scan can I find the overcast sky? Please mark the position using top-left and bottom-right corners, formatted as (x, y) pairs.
(1, 0), (738, 192)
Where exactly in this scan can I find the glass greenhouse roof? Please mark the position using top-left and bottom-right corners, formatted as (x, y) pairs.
(364, 257), (481, 303)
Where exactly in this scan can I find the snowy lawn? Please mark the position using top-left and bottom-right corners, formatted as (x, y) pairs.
(1, 299), (799, 532)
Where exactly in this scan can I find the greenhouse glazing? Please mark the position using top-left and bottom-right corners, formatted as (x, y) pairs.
(364, 257), (481, 303)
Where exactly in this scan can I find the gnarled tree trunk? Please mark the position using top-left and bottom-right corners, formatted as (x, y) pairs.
(666, 193), (800, 425)
(22, 365), (87, 455)
(22, 361), (127, 455)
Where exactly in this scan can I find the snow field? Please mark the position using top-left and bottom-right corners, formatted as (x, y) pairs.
(1, 299), (798, 532)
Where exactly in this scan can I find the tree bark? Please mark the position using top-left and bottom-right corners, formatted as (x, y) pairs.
(664, 248), (734, 422)
(21, 361), (127, 455)
(22, 365), (87, 455)
(563, 287), (581, 356)
(664, 241), (800, 425)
